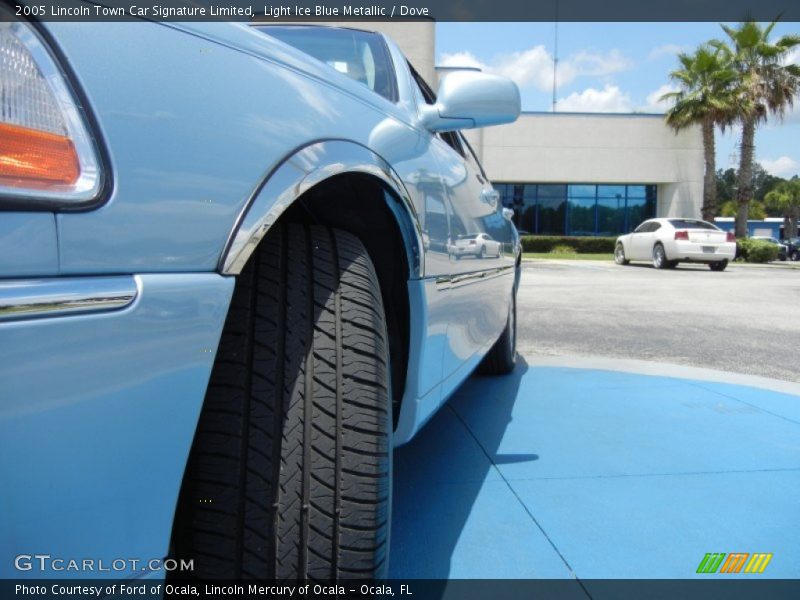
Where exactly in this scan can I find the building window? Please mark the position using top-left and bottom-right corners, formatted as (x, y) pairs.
(497, 182), (656, 236)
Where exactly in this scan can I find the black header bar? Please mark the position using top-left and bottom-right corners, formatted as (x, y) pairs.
(3, 0), (800, 23)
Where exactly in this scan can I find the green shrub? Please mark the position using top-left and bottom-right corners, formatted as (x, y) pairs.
(549, 244), (577, 254)
(520, 235), (617, 253)
(737, 238), (780, 263)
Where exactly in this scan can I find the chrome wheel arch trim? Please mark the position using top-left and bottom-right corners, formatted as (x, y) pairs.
(219, 139), (423, 277)
(0, 276), (138, 321)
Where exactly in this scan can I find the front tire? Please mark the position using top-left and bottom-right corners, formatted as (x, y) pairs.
(652, 243), (668, 269)
(614, 242), (629, 265)
(174, 223), (391, 580)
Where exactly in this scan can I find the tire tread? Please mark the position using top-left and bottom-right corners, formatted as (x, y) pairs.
(174, 223), (390, 580)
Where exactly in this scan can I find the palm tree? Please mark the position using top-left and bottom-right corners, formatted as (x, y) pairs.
(713, 21), (800, 237)
(661, 46), (737, 221)
(764, 179), (800, 239)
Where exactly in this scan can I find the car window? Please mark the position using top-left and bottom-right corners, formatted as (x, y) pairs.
(458, 132), (488, 178)
(651, 222), (662, 232)
(668, 219), (718, 230)
(407, 62), (465, 157)
(260, 26), (398, 102)
(634, 221), (652, 233)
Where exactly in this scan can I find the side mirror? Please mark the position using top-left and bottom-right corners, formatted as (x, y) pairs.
(420, 71), (521, 132)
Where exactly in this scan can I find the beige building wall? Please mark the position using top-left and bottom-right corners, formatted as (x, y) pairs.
(477, 113), (704, 218)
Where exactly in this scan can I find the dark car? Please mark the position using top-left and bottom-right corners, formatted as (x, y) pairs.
(781, 237), (800, 261)
(751, 236), (788, 261)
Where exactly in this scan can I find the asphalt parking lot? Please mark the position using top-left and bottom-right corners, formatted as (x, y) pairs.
(390, 261), (800, 585)
(517, 260), (800, 383)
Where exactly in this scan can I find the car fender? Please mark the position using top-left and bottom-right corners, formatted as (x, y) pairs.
(219, 139), (423, 277)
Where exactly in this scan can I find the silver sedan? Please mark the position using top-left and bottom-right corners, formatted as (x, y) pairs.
(615, 218), (737, 271)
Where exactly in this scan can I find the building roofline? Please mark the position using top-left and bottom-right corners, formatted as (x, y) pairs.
(519, 110), (665, 118)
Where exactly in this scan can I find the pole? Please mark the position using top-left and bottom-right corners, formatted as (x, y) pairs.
(553, 1), (559, 112)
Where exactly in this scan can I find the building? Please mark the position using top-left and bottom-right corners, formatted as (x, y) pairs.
(465, 112), (701, 237)
(330, 21), (705, 237)
(714, 217), (798, 239)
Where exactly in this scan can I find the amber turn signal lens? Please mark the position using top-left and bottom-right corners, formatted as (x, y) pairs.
(0, 122), (80, 188)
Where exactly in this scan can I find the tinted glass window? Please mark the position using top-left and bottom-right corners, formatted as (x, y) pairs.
(569, 184), (595, 198)
(598, 185), (626, 199)
(261, 26), (397, 102)
(625, 185), (647, 199)
(634, 221), (653, 233)
(568, 198), (595, 236)
(669, 219), (718, 230)
(492, 182), (655, 236)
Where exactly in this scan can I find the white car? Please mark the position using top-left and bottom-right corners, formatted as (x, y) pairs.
(615, 218), (737, 271)
(449, 233), (503, 259)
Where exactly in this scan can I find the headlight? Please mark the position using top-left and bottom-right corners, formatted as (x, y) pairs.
(0, 11), (103, 207)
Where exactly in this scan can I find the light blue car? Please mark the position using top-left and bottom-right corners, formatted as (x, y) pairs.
(0, 14), (521, 581)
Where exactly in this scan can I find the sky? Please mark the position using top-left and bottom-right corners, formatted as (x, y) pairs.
(436, 22), (800, 179)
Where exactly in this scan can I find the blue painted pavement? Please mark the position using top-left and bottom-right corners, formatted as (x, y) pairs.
(389, 358), (800, 580)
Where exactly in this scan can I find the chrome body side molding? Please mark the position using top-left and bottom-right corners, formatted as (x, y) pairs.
(435, 264), (515, 291)
(0, 277), (138, 321)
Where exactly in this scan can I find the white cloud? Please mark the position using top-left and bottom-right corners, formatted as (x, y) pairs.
(648, 44), (685, 61)
(496, 46), (559, 90)
(439, 46), (632, 92)
(557, 49), (632, 86)
(760, 156), (800, 178)
(639, 83), (679, 113)
(557, 85), (633, 113)
(437, 51), (487, 71)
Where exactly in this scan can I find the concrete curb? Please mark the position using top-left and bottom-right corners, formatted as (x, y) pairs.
(519, 352), (800, 397)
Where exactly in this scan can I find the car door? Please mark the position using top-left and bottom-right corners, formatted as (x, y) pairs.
(483, 233), (501, 256)
(630, 221), (655, 260)
(405, 67), (516, 390)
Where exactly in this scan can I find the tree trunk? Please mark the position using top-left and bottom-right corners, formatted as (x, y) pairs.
(788, 206), (799, 239)
(735, 116), (756, 238)
(701, 119), (717, 221)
